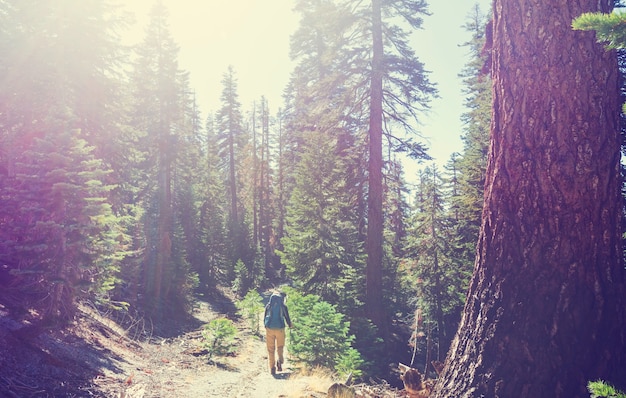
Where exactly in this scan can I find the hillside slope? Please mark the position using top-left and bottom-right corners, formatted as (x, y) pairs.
(0, 293), (407, 397)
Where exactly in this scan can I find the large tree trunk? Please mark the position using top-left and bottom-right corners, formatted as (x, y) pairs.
(365, 0), (385, 331)
(432, 1), (625, 397)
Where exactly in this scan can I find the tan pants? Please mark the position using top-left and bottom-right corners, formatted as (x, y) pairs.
(265, 328), (286, 370)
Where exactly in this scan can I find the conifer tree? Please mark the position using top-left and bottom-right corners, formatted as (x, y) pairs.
(278, 129), (365, 313)
(0, 0), (128, 176)
(246, 97), (277, 281)
(257, 97), (276, 277)
(0, 0), (131, 319)
(405, 165), (468, 363)
(443, 4), (491, 305)
(342, 0), (437, 330)
(129, 1), (196, 318)
(196, 114), (229, 290)
(0, 129), (126, 320)
(215, 66), (254, 286)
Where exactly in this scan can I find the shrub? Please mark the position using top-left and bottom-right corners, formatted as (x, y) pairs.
(201, 318), (238, 361)
(235, 290), (264, 335)
(588, 380), (626, 398)
(284, 288), (363, 379)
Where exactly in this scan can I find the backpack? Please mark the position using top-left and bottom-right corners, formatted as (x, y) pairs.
(264, 294), (285, 329)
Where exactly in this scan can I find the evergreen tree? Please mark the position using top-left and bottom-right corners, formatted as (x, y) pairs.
(448, 4), (491, 260)
(215, 66), (254, 287)
(0, 0), (128, 178)
(279, 129), (365, 313)
(343, 0), (437, 331)
(285, 288), (364, 378)
(256, 97), (277, 278)
(0, 129), (126, 320)
(0, 0), (131, 320)
(196, 114), (229, 290)
(404, 165), (469, 364)
(128, 1), (196, 318)
(242, 97), (276, 287)
(440, 3), (491, 320)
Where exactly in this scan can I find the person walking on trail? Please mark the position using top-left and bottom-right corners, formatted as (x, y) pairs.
(264, 291), (292, 375)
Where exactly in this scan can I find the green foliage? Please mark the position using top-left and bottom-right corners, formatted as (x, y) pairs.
(588, 380), (626, 398)
(201, 318), (238, 361)
(0, 129), (126, 320)
(128, 1), (201, 319)
(232, 259), (247, 295)
(235, 290), (264, 335)
(572, 12), (626, 50)
(335, 348), (364, 380)
(349, 317), (386, 377)
(284, 288), (363, 379)
(278, 130), (365, 313)
(403, 164), (474, 364)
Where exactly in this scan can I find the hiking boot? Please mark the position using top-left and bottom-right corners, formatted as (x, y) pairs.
(270, 367), (276, 375)
(277, 361), (282, 372)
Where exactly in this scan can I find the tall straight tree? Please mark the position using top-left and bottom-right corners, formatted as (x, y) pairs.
(256, 97), (275, 275)
(0, 0), (129, 319)
(432, 0), (626, 397)
(359, 0), (436, 331)
(130, 1), (185, 317)
(278, 128), (365, 313)
(196, 115), (228, 290)
(366, 0), (386, 331)
(0, 0), (127, 179)
(287, 0), (435, 331)
(405, 165), (469, 363)
(216, 66), (250, 277)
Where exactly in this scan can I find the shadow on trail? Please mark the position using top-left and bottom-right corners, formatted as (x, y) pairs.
(201, 288), (238, 318)
(272, 371), (292, 380)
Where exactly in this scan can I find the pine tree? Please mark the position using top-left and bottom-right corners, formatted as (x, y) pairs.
(244, 97), (276, 285)
(0, 0), (128, 174)
(0, 129), (126, 320)
(343, 0), (437, 331)
(404, 165), (468, 364)
(278, 129), (365, 313)
(442, 4), (491, 316)
(0, 0), (132, 319)
(128, 1), (196, 318)
(256, 97), (277, 278)
(215, 66), (254, 286)
(196, 114), (229, 291)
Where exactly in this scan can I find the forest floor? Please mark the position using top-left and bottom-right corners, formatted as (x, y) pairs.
(0, 287), (409, 397)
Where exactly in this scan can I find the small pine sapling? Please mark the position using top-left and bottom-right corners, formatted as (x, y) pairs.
(235, 290), (264, 335)
(285, 288), (363, 378)
(201, 318), (238, 361)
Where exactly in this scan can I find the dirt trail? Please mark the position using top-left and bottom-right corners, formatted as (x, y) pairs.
(95, 298), (328, 398)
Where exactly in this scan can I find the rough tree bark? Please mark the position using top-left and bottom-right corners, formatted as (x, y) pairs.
(432, 1), (626, 397)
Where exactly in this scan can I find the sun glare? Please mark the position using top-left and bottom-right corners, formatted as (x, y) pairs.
(121, 0), (299, 115)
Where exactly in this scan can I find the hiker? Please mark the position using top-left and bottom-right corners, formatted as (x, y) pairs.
(264, 291), (292, 375)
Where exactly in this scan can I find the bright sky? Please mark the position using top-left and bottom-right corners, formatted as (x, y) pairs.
(123, 0), (492, 171)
